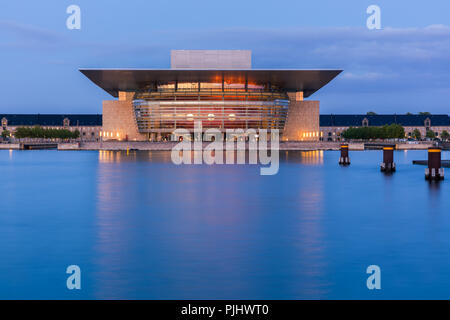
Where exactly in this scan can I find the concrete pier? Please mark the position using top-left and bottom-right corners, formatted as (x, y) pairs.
(425, 147), (444, 180)
(380, 146), (396, 172)
(339, 144), (350, 165)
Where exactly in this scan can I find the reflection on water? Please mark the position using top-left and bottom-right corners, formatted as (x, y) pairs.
(283, 150), (324, 165)
(0, 149), (449, 299)
(98, 150), (174, 163)
(294, 169), (328, 298)
(98, 150), (325, 166)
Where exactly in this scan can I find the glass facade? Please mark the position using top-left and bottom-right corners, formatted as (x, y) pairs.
(133, 82), (289, 133)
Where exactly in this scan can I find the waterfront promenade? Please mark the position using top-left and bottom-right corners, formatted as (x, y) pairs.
(59, 141), (433, 151)
(0, 141), (436, 151)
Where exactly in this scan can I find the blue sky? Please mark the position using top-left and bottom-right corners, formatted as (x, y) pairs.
(0, 0), (449, 114)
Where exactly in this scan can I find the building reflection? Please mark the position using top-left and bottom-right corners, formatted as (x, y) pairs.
(93, 150), (256, 298)
(98, 150), (173, 163)
(291, 168), (329, 298)
(427, 180), (441, 212)
(282, 150), (324, 165)
(92, 148), (333, 298)
(93, 151), (143, 299)
(98, 149), (325, 166)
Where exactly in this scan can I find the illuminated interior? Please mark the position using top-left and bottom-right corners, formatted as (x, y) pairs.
(133, 81), (289, 132)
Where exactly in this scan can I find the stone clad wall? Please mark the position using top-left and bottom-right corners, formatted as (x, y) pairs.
(57, 143), (80, 150)
(282, 94), (320, 141)
(102, 94), (147, 141)
(102, 90), (322, 142)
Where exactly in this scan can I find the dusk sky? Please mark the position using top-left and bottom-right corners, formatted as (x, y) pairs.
(1, 0), (449, 114)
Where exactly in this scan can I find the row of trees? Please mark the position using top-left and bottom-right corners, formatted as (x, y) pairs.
(412, 129), (449, 140)
(342, 124), (405, 140)
(367, 112), (432, 115)
(13, 126), (80, 139)
(1, 130), (10, 139)
(440, 130), (450, 140)
(342, 125), (450, 141)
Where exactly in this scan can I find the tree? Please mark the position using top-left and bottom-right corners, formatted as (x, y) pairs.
(341, 124), (404, 140)
(412, 129), (421, 140)
(1, 130), (10, 139)
(426, 130), (436, 139)
(72, 129), (80, 139)
(405, 112), (413, 115)
(366, 111), (377, 115)
(419, 112), (431, 115)
(441, 130), (449, 141)
(13, 126), (79, 140)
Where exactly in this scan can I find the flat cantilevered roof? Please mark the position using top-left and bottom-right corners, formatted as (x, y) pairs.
(79, 69), (342, 98)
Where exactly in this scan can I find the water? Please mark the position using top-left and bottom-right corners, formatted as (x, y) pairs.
(0, 149), (449, 299)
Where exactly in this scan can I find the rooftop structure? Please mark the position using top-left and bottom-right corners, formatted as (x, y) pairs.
(80, 50), (342, 141)
(170, 50), (251, 69)
(79, 69), (341, 99)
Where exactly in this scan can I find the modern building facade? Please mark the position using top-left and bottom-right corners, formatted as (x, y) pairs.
(320, 114), (450, 141)
(80, 50), (341, 141)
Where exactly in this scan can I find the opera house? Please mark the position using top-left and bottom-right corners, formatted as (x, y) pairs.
(80, 50), (341, 142)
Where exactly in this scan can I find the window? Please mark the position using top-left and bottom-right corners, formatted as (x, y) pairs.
(362, 118), (369, 127)
(63, 118), (70, 127)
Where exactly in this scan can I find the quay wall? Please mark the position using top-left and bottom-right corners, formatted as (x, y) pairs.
(0, 144), (20, 149)
(0, 141), (433, 152)
(396, 142), (434, 149)
(58, 143), (80, 150)
(73, 141), (432, 151)
(66, 141), (364, 151)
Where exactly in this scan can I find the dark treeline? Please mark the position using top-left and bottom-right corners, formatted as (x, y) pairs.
(342, 124), (405, 140)
(14, 126), (80, 139)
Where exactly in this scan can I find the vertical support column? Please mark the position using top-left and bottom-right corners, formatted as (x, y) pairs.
(339, 144), (350, 165)
(381, 145), (396, 172)
(282, 94), (319, 141)
(103, 91), (147, 141)
(425, 147), (444, 180)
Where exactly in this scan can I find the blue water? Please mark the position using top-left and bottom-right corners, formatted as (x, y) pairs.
(0, 149), (449, 299)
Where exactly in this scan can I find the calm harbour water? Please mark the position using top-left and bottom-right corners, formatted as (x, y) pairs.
(0, 149), (449, 299)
